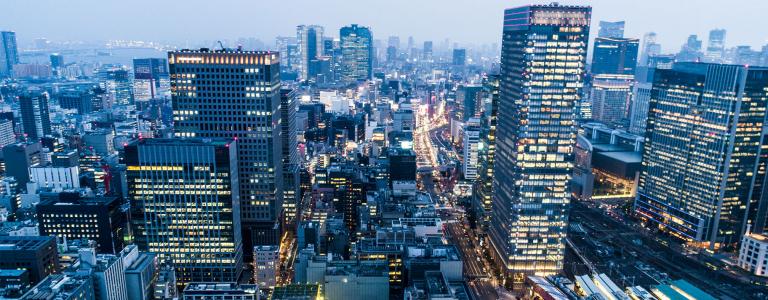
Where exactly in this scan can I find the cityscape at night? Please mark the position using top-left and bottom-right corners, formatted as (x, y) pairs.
(2, 1), (768, 299)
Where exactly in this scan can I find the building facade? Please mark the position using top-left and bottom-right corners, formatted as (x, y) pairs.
(0, 31), (18, 78)
(489, 3), (590, 287)
(635, 63), (768, 251)
(125, 138), (243, 286)
(19, 87), (52, 141)
(168, 49), (284, 256)
(339, 24), (373, 82)
(133, 58), (170, 102)
(37, 192), (125, 254)
(591, 37), (639, 75)
(297, 25), (324, 81)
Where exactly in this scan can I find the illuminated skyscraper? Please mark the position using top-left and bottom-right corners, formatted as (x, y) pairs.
(489, 3), (590, 287)
(126, 138), (243, 286)
(168, 49), (284, 259)
(339, 24), (373, 82)
(297, 25), (324, 81)
(635, 63), (768, 251)
(590, 74), (634, 126)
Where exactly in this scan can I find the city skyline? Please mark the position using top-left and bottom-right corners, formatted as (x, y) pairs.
(2, 1), (768, 299)
(3, 0), (768, 50)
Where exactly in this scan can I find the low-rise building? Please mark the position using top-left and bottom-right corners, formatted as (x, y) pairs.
(738, 232), (768, 277)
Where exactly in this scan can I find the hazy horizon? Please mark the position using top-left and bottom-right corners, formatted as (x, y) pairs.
(4, 0), (768, 51)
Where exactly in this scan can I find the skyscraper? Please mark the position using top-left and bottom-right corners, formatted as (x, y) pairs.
(472, 75), (499, 243)
(339, 24), (373, 82)
(422, 41), (433, 62)
(98, 65), (133, 105)
(0, 31), (19, 78)
(490, 3), (590, 287)
(678, 34), (703, 62)
(133, 58), (169, 102)
(297, 25), (324, 81)
(462, 118), (481, 180)
(597, 21), (625, 38)
(590, 74), (634, 126)
(452, 48), (466, 66)
(635, 63), (768, 251)
(49, 53), (64, 70)
(168, 49), (284, 258)
(280, 88), (300, 229)
(705, 29), (727, 63)
(591, 37), (639, 75)
(126, 138), (243, 286)
(19, 87), (52, 141)
(639, 32), (661, 66)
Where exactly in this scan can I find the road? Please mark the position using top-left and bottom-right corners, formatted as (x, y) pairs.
(415, 109), (500, 300)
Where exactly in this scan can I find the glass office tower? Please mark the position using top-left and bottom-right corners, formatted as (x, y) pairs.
(339, 24), (373, 82)
(489, 3), (590, 288)
(635, 63), (768, 251)
(168, 49), (284, 260)
(126, 138), (243, 286)
(591, 37), (639, 75)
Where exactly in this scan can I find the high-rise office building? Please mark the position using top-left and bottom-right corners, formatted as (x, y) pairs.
(452, 48), (466, 66)
(37, 192), (125, 254)
(168, 49), (284, 257)
(297, 25), (324, 81)
(472, 75), (499, 241)
(597, 21), (625, 38)
(19, 87), (52, 141)
(58, 84), (98, 114)
(456, 85), (483, 122)
(705, 29), (727, 63)
(133, 58), (170, 102)
(678, 34), (703, 62)
(125, 138), (243, 286)
(49, 53), (64, 71)
(590, 74), (634, 126)
(490, 3), (590, 287)
(280, 89), (300, 229)
(2, 142), (43, 195)
(591, 37), (639, 75)
(462, 118), (481, 180)
(422, 41), (433, 62)
(339, 24), (373, 82)
(276, 36), (297, 75)
(635, 63), (768, 251)
(0, 31), (19, 78)
(0, 118), (14, 148)
(639, 32), (661, 66)
(628, 82), (652, 136)
(98, 65), (133, 105)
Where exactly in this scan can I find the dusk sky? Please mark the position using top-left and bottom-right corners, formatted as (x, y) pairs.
(3, 0), (767, 51)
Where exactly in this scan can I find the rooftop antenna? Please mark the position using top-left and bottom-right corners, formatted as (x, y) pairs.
(217, 40), (226, 50)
